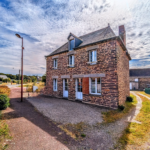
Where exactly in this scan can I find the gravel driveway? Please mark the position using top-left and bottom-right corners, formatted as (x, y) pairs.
(27, 96), (107, 125)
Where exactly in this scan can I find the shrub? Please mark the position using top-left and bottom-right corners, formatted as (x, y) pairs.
(0, 94), (10, 110)
(126, 96), (133, 102)
(118, 105), (125, 111)
(145, 88), (150, 94)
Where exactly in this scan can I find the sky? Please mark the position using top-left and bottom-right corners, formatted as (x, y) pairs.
(0, 0), (150, 75)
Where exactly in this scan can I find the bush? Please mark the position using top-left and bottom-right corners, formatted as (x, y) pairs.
(118, 105), (125, 111)
(126, 96), (133, 102)
(0, 94), (10, 110)
(145, 88), (150, 94)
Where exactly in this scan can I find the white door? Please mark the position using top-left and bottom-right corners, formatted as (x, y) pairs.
(63, 79), (68, 97)
(130, 83), (132, 90)
(76, 78), (83, 100)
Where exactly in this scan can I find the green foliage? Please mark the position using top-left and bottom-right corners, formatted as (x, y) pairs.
(2, 78), (11, 83)
(145, 88), (150, 94)
(81, 133), (86, 137)
(126, 96), (133, 102)
(0, 95), (10, 110)
(42, 74), (46, 83)
(118, 105), (125, 111)
(0, 78), (3, 82)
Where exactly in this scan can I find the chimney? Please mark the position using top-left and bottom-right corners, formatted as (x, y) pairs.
(119, 25), (126, 46)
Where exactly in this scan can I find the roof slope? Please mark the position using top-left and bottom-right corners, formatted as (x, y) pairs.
(130, 68), (150, 77)
(47, 26), (116, 56)
(0, 75), (8, 79)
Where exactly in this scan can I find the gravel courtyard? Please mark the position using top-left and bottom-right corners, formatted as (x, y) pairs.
(27, 96), (107, 125)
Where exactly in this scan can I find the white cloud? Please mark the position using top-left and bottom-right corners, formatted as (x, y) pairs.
(0, 0), (150, 74)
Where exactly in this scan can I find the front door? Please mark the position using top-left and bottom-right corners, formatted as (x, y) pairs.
(76, 78), (83, 100)
(63, 79), (68, 98)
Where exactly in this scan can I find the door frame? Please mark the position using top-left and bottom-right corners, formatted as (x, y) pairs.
(75, 78), (83, 100)
(63, 79), (68, 98)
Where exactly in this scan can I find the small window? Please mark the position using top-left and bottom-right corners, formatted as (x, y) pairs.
(69, 55), (74, 67)
(90, 77), (101, 95)
(135, 78), (138, 82)
(89, 50), (97, 62)
(53, 59), (57, 69)
(70, 39), (75, 50)
(53, 79), (57, 91)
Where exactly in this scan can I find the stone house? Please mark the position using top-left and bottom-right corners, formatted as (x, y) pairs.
(130, 68), (150, 90)
(44, 25), (131, 109)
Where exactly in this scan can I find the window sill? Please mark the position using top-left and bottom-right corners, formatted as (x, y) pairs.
(89, 93), (101, 96)
(53, 90), (57, 92)
(52, 67), (57, 70)
(67, 65), (75, 68)
(87, 62), (97, 65)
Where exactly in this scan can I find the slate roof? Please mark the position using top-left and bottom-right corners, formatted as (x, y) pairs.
(130, 68), (150, 77)
(47, 26), (116, 57)
(0, 75), (8, 79)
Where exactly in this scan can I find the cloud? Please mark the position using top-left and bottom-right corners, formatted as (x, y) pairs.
(0, 0), (150, 74)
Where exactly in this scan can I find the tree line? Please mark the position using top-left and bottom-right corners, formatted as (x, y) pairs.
(0, 73), (45, 83)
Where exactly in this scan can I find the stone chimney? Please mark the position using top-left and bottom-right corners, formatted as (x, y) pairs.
(119, 25), (126, 46)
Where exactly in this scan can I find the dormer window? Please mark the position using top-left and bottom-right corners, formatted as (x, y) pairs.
(70, 39), (75, 51)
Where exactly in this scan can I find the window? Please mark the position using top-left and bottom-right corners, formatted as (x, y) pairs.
(69, 55), (74, 67)
(53, 59), (57, 69)
(53, 79), (57, 91)
(89, 50), (97, 63)
(70, 39), (75, 50)
(90, 78), (101, 95)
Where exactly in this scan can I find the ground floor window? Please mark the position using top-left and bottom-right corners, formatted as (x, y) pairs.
(53, 79), (57, 91)
(90, 77), (101, 95)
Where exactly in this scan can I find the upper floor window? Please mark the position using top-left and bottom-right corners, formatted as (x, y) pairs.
(70, 39), (75, 50)
(89, 50), (97, 63)
(53, 79), (57, 91)
(90, 77), (101, 95)
(69, 55), (74, 67)
(53, 59), (57, 69)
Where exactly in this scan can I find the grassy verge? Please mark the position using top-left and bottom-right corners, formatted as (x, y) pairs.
(116, 94), (150, 149)
(102, 94), (137, 123)
(58, 122), (88, 140)
(0, 112), (12, 150)
(0, 86), (10, 96)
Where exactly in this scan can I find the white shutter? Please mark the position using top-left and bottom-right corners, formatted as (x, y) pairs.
(72, 55), (74, 66)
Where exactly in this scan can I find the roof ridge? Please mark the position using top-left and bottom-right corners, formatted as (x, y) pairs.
(79, 26), (108, 38)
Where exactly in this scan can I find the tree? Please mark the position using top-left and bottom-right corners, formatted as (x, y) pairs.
(3, 78), (11, 83)
(0, 78), (3, 81)
(42, 74), (46, 83)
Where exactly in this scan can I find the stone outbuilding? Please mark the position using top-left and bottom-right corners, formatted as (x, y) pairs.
(43, 25), (131, 109)
(130, 68), (150, 90)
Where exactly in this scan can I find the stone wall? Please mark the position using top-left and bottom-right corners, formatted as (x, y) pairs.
(117, 42), (130, 105)
(44, 39), (129, 109)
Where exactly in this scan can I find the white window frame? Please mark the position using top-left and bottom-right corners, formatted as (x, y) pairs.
(89, 77), (101, 95)
(89, 50), (97, 63)
(53, 59), (57, 69)
(53, 79), (57, 91)
(68, 55), (74, 67)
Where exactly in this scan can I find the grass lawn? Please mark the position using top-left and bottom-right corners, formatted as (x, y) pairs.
(102, 94), (137, 123)
(116, 94), (150, 149)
